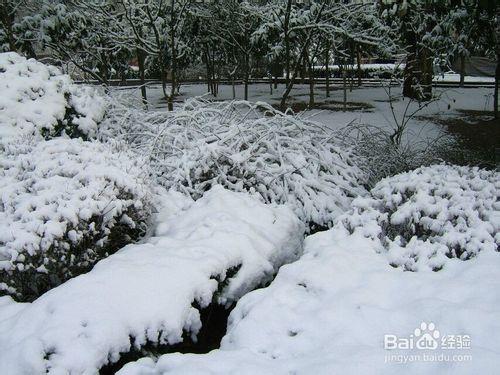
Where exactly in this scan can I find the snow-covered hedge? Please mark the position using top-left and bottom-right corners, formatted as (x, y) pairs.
(0, 52), (106, 141)
(0, 138), (152, 301)
(339, 164), (499, 271)
(0, 187), (303, 374)
(117, 211), (500, 375)
(101, 97), (367, 231)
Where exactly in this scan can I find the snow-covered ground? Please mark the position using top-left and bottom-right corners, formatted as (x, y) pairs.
(119, 82), (495, 144)
(1, 53), (498, 375)
(434, 73), (495, 83)
(118, 166), (500, 375)
(119, 231), (500, 375)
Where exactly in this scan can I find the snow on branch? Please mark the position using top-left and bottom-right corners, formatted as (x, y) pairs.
(100, 96), (368, 231)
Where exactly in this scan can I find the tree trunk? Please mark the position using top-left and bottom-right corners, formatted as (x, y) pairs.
(420, 48), (433, 100)
(403, 50), (416, 99)
(343, 68), (347, 111)
(494, 6), (500, 119)
(205, 49), (211, 93)
(244, 54), (249, 101)
(279, 2), (326, 111)
(403, 27), (419, 100)
(280, 62), (301, 110)
(137, 48), (148, 109)
(349, 68), (353, 92)
(494, 59), (499, 119)
(161, 69), (168, 99)
(404, 49), (432, 100)
(357, 45), (362, 87)
(459, 54), (465, 88)
(232, 76), (236, 99)
(212, 52), (217, 97)
(98, 51), (109, 88)
(284, 0), (292, 86)
(325, 42), (330, 98)
(244, 75), (249, 101)
(308, 60), (314, 108)
(403, 20), (433, 101)
(300, 51), (307, 85)
(168, 12), (176, 112)
(280, 47), (308, 110)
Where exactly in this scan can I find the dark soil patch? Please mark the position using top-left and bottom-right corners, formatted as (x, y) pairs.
(273, 100), (373, 113)
(419, 110), (499, 168)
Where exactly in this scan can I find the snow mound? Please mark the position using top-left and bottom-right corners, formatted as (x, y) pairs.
(0, 52), (106, 141)
(0, 138), (152, 301)
(0, 186), (303, 374)
(339, 164), (499, 271)
(101, 97), (367, 231)
(118, 219), (500, 375)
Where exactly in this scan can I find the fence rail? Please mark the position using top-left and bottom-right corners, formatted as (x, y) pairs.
(75, 77), (496, 89)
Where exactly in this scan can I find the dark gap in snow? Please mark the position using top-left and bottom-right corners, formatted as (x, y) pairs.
(100, 302), (236, 375)
(99, 266), (244, 375)
(308, 222), (330, 235)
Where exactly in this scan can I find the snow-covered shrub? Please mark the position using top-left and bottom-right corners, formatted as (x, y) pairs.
(338, 164), (499, 271)
(0, 52), (106, 141)
(0, 187), (303, 374)
(0, 138), (152, 301)
(115, 199), (500, 375)
(337, 121), (460, 187)
(101, 97), (367, 231)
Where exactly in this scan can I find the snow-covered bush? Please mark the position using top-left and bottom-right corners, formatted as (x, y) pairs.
(0, 52), (106, 141)
(338, 121), (460, 187)
(339, 164), (499, 271)
(101, 97), (367, 231)
(116, 207), (500, 375)
(0, 187), (303, 374)
(0, 138), (152, 301)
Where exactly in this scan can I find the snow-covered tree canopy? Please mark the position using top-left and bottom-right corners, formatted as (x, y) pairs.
(379, 0), (497, 99)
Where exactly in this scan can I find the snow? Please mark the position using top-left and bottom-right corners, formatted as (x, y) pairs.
(68, 85), (107, 137)
(0, 186), (303, 374)
(312, 63), (404, 71)
(1, 53), (497, 375)
(101, 97), (367, 230)
(339, 165), (500, 271)
(434, 73), (495, 83)
(118, 206), (500, 375)
(116, 82), (492, 147)
(0, 52), (106, 141)
(0, 137), (152, 299)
